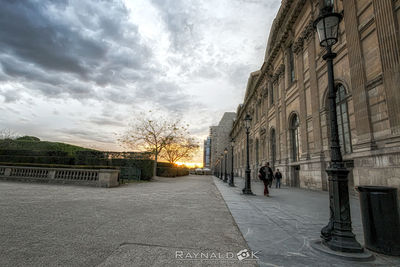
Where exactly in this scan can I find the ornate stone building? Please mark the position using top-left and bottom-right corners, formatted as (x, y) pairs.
(231, 0), (400, 191)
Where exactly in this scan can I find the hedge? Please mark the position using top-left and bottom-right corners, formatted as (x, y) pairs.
(157, 162), (175, 168)
(0, 155), (74, 165)
(0, 150), (68, 157)
(156, 166), (189, 177)
(0, 162), (118, 169)
(0, 140), (91, 156)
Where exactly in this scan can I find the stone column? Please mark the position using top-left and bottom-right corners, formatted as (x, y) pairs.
(275, 79), (281, 164)
(280, 71), (288, 163)
(4, 167), (11, 176)
(342, 0), (375, 150)
(373, 0), (400, 134)
(296, 45), (309, 159)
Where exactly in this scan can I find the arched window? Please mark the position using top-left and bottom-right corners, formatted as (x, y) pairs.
(290, 114), (300, 162)
(336, 84), (352, 154)
(270, 129), (276, 169)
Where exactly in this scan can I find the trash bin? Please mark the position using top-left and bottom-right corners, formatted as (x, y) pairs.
(356, 186), (400, 256)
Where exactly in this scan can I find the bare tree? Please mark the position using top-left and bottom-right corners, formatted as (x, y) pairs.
(120, 111), (183, 177)
(0, 128), (19, 149)
(0, 128), (19, 140)
(161, 137), (199, 164)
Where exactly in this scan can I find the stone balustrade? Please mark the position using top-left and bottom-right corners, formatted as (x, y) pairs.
(0, 165), (119, 187)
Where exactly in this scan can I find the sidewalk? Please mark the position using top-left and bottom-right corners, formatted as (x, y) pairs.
(213, 176), (400, 267)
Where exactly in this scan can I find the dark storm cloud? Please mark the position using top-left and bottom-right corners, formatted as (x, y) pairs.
(0, 0), (95, 75)
(0, 0), (190, 109)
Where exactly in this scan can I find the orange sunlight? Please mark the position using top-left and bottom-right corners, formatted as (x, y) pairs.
(175, 162), (203, 168)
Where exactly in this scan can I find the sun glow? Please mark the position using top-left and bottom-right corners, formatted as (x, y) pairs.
(175, 162), (203, 168)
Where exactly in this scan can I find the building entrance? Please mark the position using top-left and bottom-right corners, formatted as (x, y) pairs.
(291, 165), (300, 187)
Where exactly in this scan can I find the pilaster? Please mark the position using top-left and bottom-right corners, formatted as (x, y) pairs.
(342, 0), (375, 151)
(307, 34), (323, 156)
(372, 0), (400, 134)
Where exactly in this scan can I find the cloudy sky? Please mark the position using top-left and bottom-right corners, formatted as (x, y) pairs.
(0, 0), (280, 162)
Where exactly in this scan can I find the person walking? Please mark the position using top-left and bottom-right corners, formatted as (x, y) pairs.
(266, 162), (274, 189)
(258, 163), (269, 196)
(275, 169), (282, 188)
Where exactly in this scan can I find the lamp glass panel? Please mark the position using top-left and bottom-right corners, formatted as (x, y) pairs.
(244, 118), (250, 129)
(317, 15), (340, 47)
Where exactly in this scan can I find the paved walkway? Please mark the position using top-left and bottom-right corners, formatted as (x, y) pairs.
(213, 176), (400, 267)
(0, 176), (256, 267)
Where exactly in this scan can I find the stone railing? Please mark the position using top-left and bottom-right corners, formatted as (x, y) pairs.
(0, 165), (119, 188)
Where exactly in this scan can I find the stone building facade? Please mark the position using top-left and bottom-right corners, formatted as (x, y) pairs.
(231, 0), (400, 191)
(209, 112), (236, 176)
(203, 137), (211, 169)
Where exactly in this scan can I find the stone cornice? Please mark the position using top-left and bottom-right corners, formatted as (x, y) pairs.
(272, 64), (285, 82)
(293, 19), (314, 54)
(232, 0), (311, 133)
(265, 0), (308, 68)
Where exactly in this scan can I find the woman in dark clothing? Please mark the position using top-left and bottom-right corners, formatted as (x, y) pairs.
(259, 162), (272, 196)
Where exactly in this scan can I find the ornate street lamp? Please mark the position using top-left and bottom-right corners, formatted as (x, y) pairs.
(314, 6), (363, 253)
(229, 138), (235, 187)
(242, 114), (254, 195)
(224, 148), (228, 182)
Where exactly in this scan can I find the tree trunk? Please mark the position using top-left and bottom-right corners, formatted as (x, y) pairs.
(153, 152), (157, 178)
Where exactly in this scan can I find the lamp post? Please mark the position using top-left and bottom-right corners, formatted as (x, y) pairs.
(224, 148), (228, 182)
(314, 6), (363, 253)
(242, 114), (254, 195)
(217, 160), (220, 178)
(229, 138), (235, 187)
(220, 154), (224, 180)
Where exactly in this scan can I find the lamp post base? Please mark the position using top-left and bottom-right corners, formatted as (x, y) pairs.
(242, 187), (255, 195)
(229, 173), (235, 186)
(324, 233), (364, 253)
(311, 240), (373, 261)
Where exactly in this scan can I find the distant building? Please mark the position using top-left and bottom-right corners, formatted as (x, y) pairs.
(209, 112), (236, 175)
(203, 137), (211, 168)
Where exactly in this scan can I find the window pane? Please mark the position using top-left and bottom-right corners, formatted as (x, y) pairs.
(337, 112), (342, 125)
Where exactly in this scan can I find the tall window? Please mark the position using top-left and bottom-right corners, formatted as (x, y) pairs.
(290, 114), (300, 162)
(336, 84), (352, 154)
(289, 46), (295, 83)
(270, 84), (274, 106)
(270, 129), (276, 169)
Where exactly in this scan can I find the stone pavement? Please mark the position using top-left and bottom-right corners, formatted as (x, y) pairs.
(0, 176), (257, 267)
(213, 176), (400, 267)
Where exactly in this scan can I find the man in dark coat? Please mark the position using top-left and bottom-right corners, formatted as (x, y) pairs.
(259, 164), (268, 196)
(259, 162), (273, 196)
(275, 169), (282, 188)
